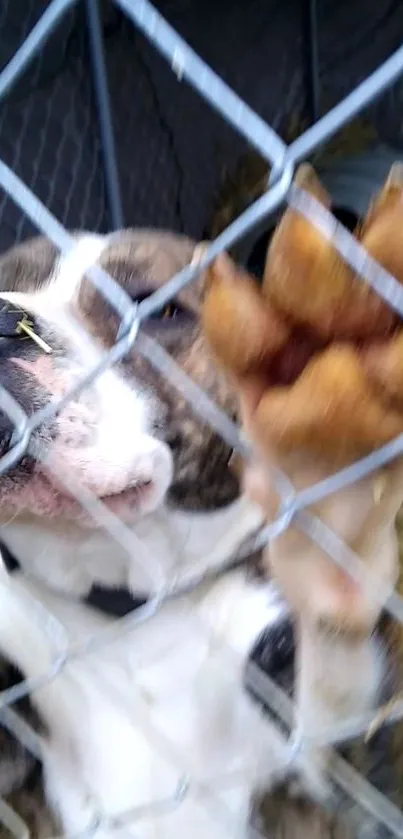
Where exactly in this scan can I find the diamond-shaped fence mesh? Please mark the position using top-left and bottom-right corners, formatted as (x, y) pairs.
(2, 0), (403, 250)
(2, 0), (403, 837)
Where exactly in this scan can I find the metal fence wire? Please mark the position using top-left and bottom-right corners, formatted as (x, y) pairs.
(2, 1), (403, 837)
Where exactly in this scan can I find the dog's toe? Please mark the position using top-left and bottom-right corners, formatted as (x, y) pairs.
(254, 756), (333, 812)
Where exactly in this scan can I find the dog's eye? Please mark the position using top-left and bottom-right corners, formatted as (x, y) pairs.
(159, 303), (181, 320)
(135, 292), (191, 323)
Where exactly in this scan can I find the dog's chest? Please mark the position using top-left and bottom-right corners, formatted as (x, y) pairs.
(94, 576), (283, 777)
(17, 566), (282, 761)
(1, 496), (264, 596)
(5, 564), (284, 835)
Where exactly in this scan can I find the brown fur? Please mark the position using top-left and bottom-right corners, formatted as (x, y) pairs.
(255, 791), (354, 839)
(0, 228), (402, 838)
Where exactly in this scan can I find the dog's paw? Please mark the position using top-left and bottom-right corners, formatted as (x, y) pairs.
(271, 763), (331, 805)
(250, 773), (347, 839)
(250, 770), (336, 839)
(254, 742), (333, 812)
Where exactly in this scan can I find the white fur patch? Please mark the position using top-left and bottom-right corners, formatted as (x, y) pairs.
(44, 233), (111, 307)
(0, 234), (174, 525)
(0, 565), (287, 839)
(0, 232), (292, 837)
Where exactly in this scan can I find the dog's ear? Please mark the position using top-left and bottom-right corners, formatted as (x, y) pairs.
(78, 229), (206, 345)
(101, 229), (203, 308)
(0, 236), (58, 293)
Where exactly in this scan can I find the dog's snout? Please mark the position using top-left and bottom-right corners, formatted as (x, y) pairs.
(131, 437), (173, 484)
(127, 436), (174, 511)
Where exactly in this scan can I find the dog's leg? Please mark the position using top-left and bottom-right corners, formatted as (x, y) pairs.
(248, 619), (383, 812)
(291, 618), (384, 802)
(243, 454), (403, 802)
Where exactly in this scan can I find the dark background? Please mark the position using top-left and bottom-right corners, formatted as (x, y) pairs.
(0, 0), (403, 252)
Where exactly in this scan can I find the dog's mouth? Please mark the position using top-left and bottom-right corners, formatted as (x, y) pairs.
(49, 477), (158, 524)
(97, 481), (155, 514)
(0, 471), (159, 526)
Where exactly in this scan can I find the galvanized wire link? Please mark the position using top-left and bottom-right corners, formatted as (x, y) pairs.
(114, 0), (288, 168)
(0, 163), (137, 329)
(286, 42), (403, 165)
(289, 184), (403, 319)
(0, 0), (79, 102)
(2, 0), (403, 838)
(245, 659), (403, 837)
(0, 707), (43, 761)
(136, 165), (294, 322)
(0, 798), (30, 839)
(136, 331), (295, 500)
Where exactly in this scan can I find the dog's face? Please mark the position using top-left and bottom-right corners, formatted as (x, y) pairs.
(0, 230), (239, 529)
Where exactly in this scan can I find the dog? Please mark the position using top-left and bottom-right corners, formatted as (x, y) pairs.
(0, 230), (295, 839)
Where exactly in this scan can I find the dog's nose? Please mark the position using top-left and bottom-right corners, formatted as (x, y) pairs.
(128, 436), (174, 506)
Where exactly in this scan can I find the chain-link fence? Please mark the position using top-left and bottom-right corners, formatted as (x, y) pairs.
(2, 0), (403, 252)
(2, 0), (403, 837)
